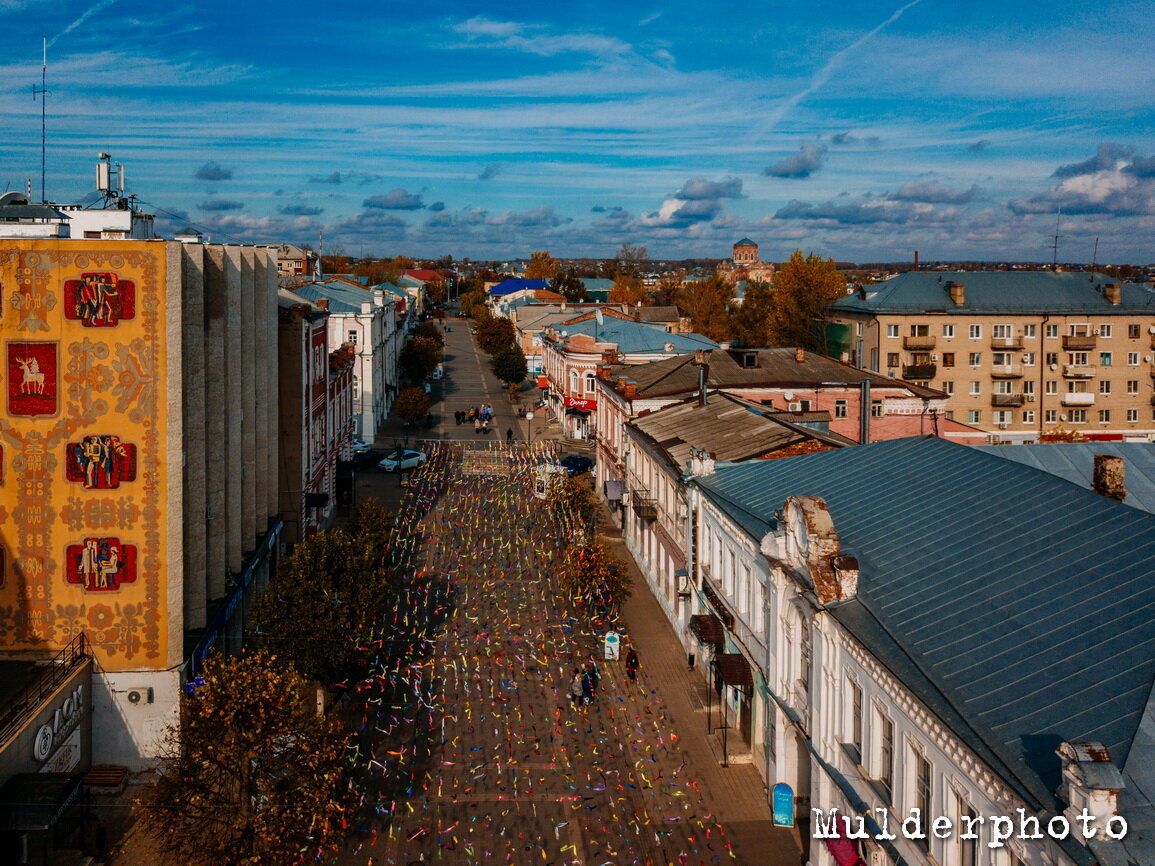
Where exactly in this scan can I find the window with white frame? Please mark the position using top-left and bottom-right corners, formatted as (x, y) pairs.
(1128, 408), (1139, 422)
(1023, 380), (1035, 394)
(1045, 381), (1058, 395)
(799, 618), (812, 693)
(1099, 380), (1112, 395)
(942, 324), (955, 338)
(1023, 410), (1035, 424)
(887, 324), (899, 338)
(992, 324), (1013, 339)
(1046, 324), (1059, 337)
(849, 679), (863, 757)
(834, 399), (848, 418)
(942, 381), (954, 394)
(585, 373), (597, 393)
(969, 381), (981, 396)
(1100, 324), (1113, 338)
(968, 352), (982, 366)
(1022, 351), (1035, 365)
(957, 794), (979, 866)
(876, 711), (894, 802)
(912, 749), (932, 852)
(1129, 352), (1140, 366)
(1045, 409), (1057, 422)
(993, 410), (1012, 425)
(968, 324), (982, 339)
(1070, 409), (1087, 423)
(1023, 324), (1037, 338)
(967, 410), (981, 424)
(1099, 409), (1111, 423)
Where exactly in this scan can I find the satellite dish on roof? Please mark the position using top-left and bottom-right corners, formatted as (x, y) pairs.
(783, 392), (795, 401)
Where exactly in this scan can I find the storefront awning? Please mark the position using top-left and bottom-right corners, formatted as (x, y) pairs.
(689, 614), (724, 649)
(604, 480), (625, 501)
(0, 773), (82, 832)
(714, 653), (753, 691)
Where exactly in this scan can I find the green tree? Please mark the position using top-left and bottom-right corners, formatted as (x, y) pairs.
(476, 317), (516, 353)
(524, 250), (560, 281)
(768, 250), (846, 351)
(728, 280), (775, 347)
(553, 270), (590, 302)
(675, 274), (733, 340)
(141, 652), (356, 866)
(393, 386), (431, 426)
(399, 336), (443, 382)
(550, 475), (600, 532)
(345, 497), (394, 566)
(491, 344), (528, 386)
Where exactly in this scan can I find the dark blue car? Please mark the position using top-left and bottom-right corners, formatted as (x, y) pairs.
(559, 454), (594, 476)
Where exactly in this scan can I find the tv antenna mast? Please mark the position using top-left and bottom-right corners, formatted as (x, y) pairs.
(1048, 210), (1063, 271)
(1089, 237), (1100, 280)
(32, 38), (47, 203)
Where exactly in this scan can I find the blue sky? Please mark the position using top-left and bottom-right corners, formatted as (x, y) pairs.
(2, 0), (1154, 263)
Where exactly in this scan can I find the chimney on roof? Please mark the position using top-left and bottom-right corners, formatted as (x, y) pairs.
(315, 298), (329, 311)
(623, 381), (638, 399)
(1104, 283), (1121, 305)
(794, 347), (805, 363)
(597, 364), (613, 381)
(718, 341), (731, 351)
(1092, 454), (1126, 502)
(1056, 741), (1124, 841)
(689, 447), (716, 477)
(615, 375), (629, 393)
(946, 281), (965, 305)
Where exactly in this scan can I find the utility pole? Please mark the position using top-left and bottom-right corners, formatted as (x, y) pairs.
(33, 38), (48, 203)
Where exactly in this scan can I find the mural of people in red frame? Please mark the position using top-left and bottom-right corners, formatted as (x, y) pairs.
(65, 538), (137, 591)
(7, 341), (57, 416)
(65, 435), (137, 489)
(63, 272), (136, 327)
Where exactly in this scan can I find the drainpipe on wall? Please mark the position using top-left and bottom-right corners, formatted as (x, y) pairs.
(859, 377), (871, 444)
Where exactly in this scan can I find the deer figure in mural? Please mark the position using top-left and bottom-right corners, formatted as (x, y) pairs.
(16, 357), (45, 395)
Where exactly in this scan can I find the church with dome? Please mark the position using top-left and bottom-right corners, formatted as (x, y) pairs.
(716, 238), (775, 284)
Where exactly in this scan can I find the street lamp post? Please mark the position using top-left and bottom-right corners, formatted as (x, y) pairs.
(525, 411), (535, 455)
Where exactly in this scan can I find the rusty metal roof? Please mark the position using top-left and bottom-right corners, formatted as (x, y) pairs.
(694, 435), (1155, 817)
(714, 653), (753, 690)
(689, 614), (725, 647)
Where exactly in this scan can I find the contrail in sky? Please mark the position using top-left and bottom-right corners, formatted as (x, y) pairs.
(745, 0), (924, 143)
(49, 0), (118, 48)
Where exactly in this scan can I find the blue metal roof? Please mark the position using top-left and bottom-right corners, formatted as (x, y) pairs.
(828, 270), (1155, 314)
(976, 443), (1155, 516)
(559, 316), (717, 354)
(695, 436), (1155, 810)
(489, 278), (550, 296)
(292, 281), (374, 314)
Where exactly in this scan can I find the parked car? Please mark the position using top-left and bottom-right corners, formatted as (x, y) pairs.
(378, 449), (428, 472)
(558, 454), (594, 476)
(351, 438), (370, 451)
(349, 448), (387, 468)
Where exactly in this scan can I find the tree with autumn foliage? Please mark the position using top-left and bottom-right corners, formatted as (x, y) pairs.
(550, 474), (600, 532)
(476, 317), (517, 353)
(610, 273), (647, 305)
(524, 249), (561, 281)
(392, 386), (431, 427)
(250, 524), (391, 684)
(675, 274), (733, 341)
(399, 336), (443, 383)
(140, 651), (357, 866)
(767, 250), (846, 352)
(561, 537), (632, 620)
(728, 280), (775, 347)
(458, 288), (488, 319)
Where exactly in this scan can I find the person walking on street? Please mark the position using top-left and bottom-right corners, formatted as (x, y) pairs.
(587, 659), (600, 696)
(506, 427), (514, 444)
(474, 417), (481, 435)
(569, 668), (583, 707)
(580, 665), (594, 705)
(625, 647), (639, 681)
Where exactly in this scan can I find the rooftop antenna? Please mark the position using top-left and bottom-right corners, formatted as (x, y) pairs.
(1089, 237), (1099, 281)
(33, 38), (47, 203)
(1048, 210), (1063, 271)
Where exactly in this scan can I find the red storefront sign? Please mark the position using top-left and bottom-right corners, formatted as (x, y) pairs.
(564, 396), (597, 411)
(536, 375), (550, 389)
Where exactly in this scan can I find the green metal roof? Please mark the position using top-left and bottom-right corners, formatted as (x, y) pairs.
(828, 270), (1155, 314)
(695, 436), (1155, 816)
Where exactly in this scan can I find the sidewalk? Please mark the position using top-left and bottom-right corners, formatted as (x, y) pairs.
(608, 524), (806, 866)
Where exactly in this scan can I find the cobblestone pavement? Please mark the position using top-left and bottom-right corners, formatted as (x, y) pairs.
(344, 441), (742, 865)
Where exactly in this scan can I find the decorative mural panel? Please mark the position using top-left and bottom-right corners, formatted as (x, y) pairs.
(63, 273), (136, 327)
(0, 242), (168, 670)
(65, 435), (136, 489)
(65, 538), (137, 591)
(7, 341), (58, 416)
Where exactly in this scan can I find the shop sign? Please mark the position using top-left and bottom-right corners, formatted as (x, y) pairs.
(32, 683), (84, 765)
(564, 396), (596, 411)
(603, 631), (621, 660)
(772, 782), (795, 827)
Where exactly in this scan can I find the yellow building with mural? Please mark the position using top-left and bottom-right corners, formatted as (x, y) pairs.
(0, 238), (282, 767)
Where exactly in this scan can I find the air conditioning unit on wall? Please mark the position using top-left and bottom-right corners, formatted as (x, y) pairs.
(126, 687), (154, 705)
(787, 402), (803, 412)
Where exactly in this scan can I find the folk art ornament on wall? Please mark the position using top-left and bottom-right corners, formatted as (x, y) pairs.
(7, 341), (58, 416)
(65, 538), (137, 592)
(63, 272), (135, 327)
(65, 435), (137, 489)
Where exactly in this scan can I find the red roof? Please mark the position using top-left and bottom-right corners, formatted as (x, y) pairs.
(404, 269), (445, 282)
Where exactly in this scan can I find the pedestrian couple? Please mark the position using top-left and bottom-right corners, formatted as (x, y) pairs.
(569, 661), (600, 706)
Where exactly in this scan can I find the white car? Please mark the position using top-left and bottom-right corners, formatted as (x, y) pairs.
(378, 449), (428, 472)
(351, 438), (370, 452)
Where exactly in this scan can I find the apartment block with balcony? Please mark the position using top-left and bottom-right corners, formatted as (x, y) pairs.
(826, 271), (1155, 442)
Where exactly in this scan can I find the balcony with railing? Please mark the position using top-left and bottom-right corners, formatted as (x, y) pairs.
(991, 393), (1025, 407)
(990, 336), (1023, 349)
(991, 364), (1023, 379)
(1062, 364), (1097, 379)
(1062, 334), (1097, 350)
(1061, 392), (1096, 406)
(902, 335), (936, 350)
(902, 364), (936, 380)
(632, 493), (658, 520)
